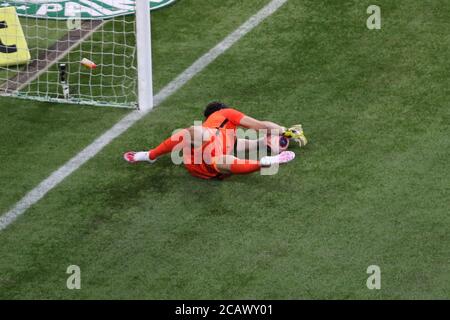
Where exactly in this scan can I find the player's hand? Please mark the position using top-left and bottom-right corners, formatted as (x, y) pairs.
(283, 124), (308, 147)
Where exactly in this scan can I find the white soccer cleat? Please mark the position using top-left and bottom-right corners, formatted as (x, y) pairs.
(260, 151), (296, 166)
(123, 151), (156, 164)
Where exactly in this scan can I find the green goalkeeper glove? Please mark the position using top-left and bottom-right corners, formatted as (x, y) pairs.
(283, 124), (308, 147)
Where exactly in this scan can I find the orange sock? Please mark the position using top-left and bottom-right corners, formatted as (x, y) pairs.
(149, 129), (189, 160)
(229, 160), (261, 175)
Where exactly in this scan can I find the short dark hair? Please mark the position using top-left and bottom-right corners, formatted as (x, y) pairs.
(204, 101), (229, 119)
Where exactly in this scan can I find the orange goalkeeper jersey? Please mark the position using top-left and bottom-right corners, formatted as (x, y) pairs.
(183, 108), (246, 179)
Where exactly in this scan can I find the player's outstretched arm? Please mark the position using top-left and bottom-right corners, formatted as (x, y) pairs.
(239, 115), (285, 134)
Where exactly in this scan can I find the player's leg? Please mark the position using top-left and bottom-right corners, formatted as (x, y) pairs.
(124, 126), (210, 164)
(214, 151), (295, 175)
(215, 155), (261, 175)
(124, 129), (189, 164)
(149, 125), (209, 160)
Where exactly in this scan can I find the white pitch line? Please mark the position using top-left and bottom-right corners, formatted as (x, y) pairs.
(0, 0), (289, 231)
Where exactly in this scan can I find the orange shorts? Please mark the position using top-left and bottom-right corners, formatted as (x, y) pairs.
(183, 128), (235, 180)
(184, 159), (222, 180)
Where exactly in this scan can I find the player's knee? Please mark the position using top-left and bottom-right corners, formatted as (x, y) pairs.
(187, 126), (208, 147)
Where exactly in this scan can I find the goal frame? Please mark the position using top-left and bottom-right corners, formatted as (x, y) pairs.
(0, 1), (155, 110)
(136, 0), (154, 112)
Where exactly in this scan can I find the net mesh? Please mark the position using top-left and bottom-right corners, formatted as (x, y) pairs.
(0, 0), (138, 108)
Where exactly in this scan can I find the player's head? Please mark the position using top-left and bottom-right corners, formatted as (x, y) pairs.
(204, 101), (229, 119)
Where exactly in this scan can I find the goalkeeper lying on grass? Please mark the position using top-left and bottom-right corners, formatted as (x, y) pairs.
(124, 102), (307, 179)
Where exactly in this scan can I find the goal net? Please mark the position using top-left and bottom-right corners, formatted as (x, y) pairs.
(0, 0), (172, 109)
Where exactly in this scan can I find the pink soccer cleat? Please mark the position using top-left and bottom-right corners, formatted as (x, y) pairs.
(123, 151), (138, 164)
(277, 151), (296, 164)
(123, 151), (156, 164)
(260, 151), (296, 166)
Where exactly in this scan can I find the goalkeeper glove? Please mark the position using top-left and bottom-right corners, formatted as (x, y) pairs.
(283, 124), (308, 147)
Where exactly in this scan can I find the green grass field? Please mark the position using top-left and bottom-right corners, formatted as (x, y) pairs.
(0, 0), (449, 299)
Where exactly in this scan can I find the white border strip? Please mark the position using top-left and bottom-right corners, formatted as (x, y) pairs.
(0, 0), (289, 231)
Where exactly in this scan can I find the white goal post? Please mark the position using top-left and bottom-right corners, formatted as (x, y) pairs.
(135, 0), (153, 112)
(0, 0), (174, 110)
